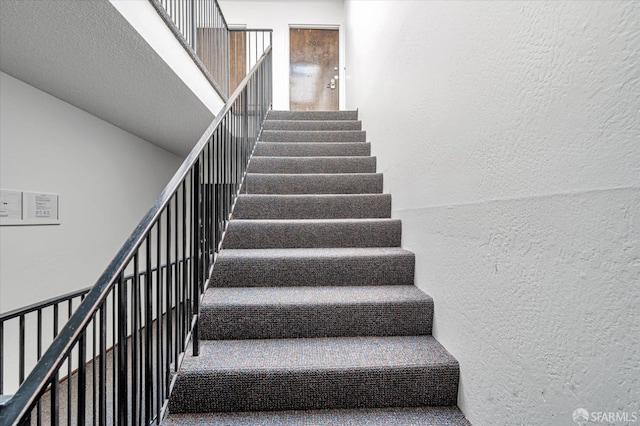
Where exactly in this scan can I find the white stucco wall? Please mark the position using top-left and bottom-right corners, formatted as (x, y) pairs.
(218, 0), (346, 110)
(345, 1), (640, 425)
(0, 72), (182, 313)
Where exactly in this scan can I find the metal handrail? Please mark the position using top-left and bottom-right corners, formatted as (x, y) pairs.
(150, 0), (231, 99)
(0, 289), (91, 323)
(0, 45), (272, 426)
(0, 260), (185, 398)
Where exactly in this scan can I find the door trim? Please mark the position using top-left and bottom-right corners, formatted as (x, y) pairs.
(288, 25), (342, 110)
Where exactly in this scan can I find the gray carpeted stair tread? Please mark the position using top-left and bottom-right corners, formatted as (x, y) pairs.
(232, 194), (392, 219)
(244, 173), (383, 194)
(222, 219), (402, 249)
(166, 110), (468, 425)
(165, 406), (471, 426)
(267, 110), (358, 121)
(247, 156), (376, 174)
(263, 120), (362, 131)
(168, 335), (459, 413)
(254, 142), (371, 157)
(210, 247), (415, 287)
(260, 130), (366, 143)
(200, 285), (433, 340)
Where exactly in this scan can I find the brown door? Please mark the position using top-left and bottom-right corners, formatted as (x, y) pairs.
(229, 31), (247, 94)
(289, 28), (339, 111)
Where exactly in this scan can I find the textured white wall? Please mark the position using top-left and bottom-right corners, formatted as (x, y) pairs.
(0, 72), (182, 313)
(345, 1), (640, 424)
(218, 0), (345, 110)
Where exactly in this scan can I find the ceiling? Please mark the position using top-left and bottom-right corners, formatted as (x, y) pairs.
(0, 0), (215, 157)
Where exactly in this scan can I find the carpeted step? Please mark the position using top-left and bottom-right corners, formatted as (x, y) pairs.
(263, 119), (362, 131)
(247, 156), (376, 174)
(209, 247), (415, 288)
(260, 130), (366, 143)
(165, 406), (471, 426)
(232, 194), (392, 219)
(222, 219), (402, 249)
(253, 141), (371, 157)
(267, 110), (358, 121)
(243, 173), (383, 194)
(168, 335), (459, 413)
(200, 285), (433, 340)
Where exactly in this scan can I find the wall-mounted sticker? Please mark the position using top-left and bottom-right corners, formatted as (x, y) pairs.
(0, 190), (60, 226)
(0, 190), (22, 221)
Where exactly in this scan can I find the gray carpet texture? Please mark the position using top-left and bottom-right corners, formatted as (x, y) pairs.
(260, 130), (366, 143)
(243, 173), (384, 194)
(200, 285), (433, 340)
(232, 194), (392, 219)
(247, 156), (377, 174)
(222, 219), (402, 249)
(169, 336), (459, 413)
(266, 110), (358, 121)
(165, 110), (468, 425)
(254, 142), (371, 157)
(209, 247), (416, 287)
(263, 119), (362, 131)
(165, 406), (471, 425)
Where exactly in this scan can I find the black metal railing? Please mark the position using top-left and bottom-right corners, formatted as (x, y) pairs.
(0, 262), (183, 397)
(150, 1), (273, 102)
(229, 29), (273, 93)
(151, 0), (230, 98)
(0, 288), (91, 397)
(0, 45), (272, 426)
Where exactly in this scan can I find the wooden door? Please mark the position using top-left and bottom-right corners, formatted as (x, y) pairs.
(229, 31), (247, 94)
(289, 28), (339, 111)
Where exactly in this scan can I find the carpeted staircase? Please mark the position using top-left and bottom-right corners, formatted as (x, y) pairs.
(165, 111), (470, 425)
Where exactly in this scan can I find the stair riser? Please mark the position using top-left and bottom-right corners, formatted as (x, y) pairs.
(267, 111), (358, 121)
(260, 130), (366, 143)
(169, 367), (459, 413)
(166, 407), (471, 425)
(254, 142), (371, 157)
(247, 157), (376, 174)
(210, 253), (415, 287)
(243, 174), (384, 194)
(222, 220), (402, 249)
(200, 301), (433, 340)
(232, 194), (392, 219)
(263, 120), (362, 131)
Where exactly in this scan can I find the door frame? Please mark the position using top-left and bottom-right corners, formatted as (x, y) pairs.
(288, 24), (344, 110)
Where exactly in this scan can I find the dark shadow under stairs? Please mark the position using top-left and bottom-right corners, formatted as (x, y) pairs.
(165, 111), (470, 425)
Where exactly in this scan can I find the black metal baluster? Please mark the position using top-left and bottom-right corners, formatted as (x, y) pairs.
(91, 312), (96, 425)
(36, 309), (42, 426)
(0, 321), (3, 395)
(111, 288), (117, 423)
(117, 274), (128, 425)
(50, 304), (59, 426)
(174, 194), (180, 366)
(132, 254), (140, 426)
(192, 161), (200, 356)
(67, 300), (72, 426)
(182, 181), (189, 347)
(18, 315), (25, 385)
(144, 235), (153, 425)
(156, 223), (163, 418)
(165, 202), (173, 385)
(99, 304), (106, 426)
(77, 331), (86, 426)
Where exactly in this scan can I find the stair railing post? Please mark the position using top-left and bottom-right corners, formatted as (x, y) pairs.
(116, 274), (128, 425)
(192, 160), (201, 357)
(190, 0), (196, 53)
